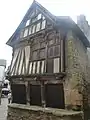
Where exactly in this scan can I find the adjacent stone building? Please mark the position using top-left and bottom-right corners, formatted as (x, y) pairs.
(6, 1), (90, 120)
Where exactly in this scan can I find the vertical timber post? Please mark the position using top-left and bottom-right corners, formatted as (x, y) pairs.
(60, 32), (64, 72)
(25, 81), (30, 105)
(41, 81), (45, 107)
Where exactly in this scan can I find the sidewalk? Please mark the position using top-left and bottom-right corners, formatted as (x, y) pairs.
(0, 98), (8, 120)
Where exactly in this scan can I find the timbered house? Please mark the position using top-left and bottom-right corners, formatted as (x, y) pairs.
(6, 1), (90, 110)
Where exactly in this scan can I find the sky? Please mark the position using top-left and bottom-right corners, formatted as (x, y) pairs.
(0, 0), (90, 68)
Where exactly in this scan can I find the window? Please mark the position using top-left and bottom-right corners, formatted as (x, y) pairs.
(37, 14), (42, 20)
(22, 13), (46, 38)
(31, 17), (37, 23)
(20, 31), (23, 38)
(36, 61), (40, 73)
(47, 59), (53, 73)
(32, 62), (36, 74)
(53, 58), (60, 73)
(54, 45), (60, 56)
(23, 28), (28, 37)
(25, 20), (30, 26)
(41, 20), (46, 29)
(29, 62), (33, 74)
(40, 49), (45, 59)
(32, 51), (38, 60)
(41, 61), (45, 73)
(32, 25), (36, 33)
(29, 27), (32, 35)
(36, 22), (41, 32)
(48, 47), (53, 57)
(42, 15), (45, 20)
(48, 40), (55, 46)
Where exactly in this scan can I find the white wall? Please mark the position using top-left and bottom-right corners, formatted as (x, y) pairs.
(0, 66), (5, 82)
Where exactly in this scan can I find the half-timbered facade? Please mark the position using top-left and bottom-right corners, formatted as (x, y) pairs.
(6, 1), (90, 110)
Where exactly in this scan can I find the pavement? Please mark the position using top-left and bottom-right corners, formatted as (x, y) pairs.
(0, 98), (8, 120)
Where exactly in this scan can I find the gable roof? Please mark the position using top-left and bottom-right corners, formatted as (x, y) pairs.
(6, 0), (90, 47)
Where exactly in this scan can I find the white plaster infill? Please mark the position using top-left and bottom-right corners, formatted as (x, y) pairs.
(8, 103), (83, 117)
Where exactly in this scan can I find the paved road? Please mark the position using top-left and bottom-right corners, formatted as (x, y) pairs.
(0, 98), (8, 120)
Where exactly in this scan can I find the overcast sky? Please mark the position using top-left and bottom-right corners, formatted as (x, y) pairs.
(0, 0), (90, 68)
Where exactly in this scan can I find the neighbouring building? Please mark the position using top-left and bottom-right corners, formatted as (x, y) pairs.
(6, 1), (90, 120)
(0, 59), (6, 104)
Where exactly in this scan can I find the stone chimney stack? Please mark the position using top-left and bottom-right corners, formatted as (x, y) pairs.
(77, 15), (90, 41)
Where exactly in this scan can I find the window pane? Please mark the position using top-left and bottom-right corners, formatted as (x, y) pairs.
(29, 27), (32, 35)
(32, 25), (36, 33)
(20, 31), (23, 38)
(47, 59), (53, 73)
(54, 45), (60, 56)
(23, 29), (28, 37)
(26, 20), (30, 26)
(42, 16), (45, 20)
(53, 58), (60, 73)
(36, 22), (41, 32)
(31, 17), (37, 23)
(40, 49), (45, 59)
(48, 40), (55, 46)
(41, 20), (46, 29)
(37, 14), (42, 20)
(36, 61), (40, 73)
(32, 51), (38, 60)
(32, 62), (36, 74)
(41, 61), (45, 73)
(48, 47), (53, 57)
(29, 62), (32, 74)
(22, 65), (24, 74)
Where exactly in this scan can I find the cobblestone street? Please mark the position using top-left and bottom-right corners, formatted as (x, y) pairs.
(0, 98), (8, 120)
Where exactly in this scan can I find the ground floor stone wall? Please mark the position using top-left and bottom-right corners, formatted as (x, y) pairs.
(7, 104), (83, 120)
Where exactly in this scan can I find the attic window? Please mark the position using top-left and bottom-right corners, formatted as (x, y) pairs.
(32, 25), (36, 33)
(23, 28), (28, 37)
(29, 27), (32, 35)
(26, 20), (30, 26)
(31, 17), (37, 23)
(41, 20), (46, 29)
(37, 14), (42, 20)
(36, 22), (41, 32)
(42, 16), (45, 20)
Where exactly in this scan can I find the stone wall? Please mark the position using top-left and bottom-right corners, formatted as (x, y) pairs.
(7, 104), (83, 120)
(64, 31), (88, 110)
